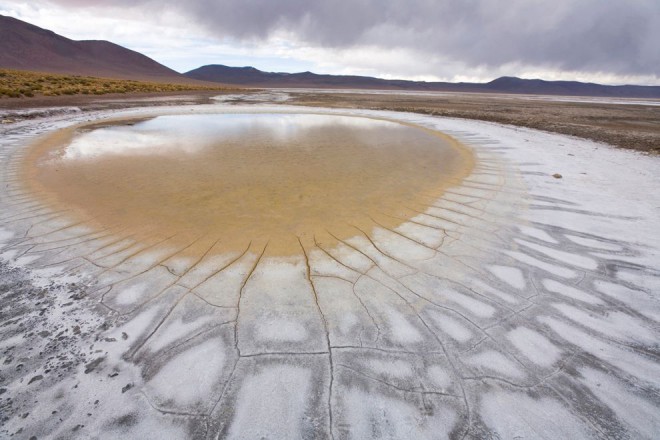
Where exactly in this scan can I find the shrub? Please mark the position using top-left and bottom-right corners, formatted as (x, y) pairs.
(0, 68), (229, 98)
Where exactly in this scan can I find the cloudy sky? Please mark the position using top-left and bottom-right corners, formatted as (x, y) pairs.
(2, 0), (659, 85)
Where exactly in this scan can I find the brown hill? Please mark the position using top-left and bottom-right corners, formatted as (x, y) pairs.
(0, 15), (192, 83)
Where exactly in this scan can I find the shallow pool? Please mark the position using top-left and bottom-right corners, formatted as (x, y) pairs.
(24, 112), (472, 255)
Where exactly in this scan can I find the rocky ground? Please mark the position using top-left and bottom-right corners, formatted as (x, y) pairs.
(286, 90), (660, 154)
(0, 95), (659, 439)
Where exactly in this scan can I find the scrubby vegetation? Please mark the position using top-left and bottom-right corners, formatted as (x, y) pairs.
(0, 69), (227, 98)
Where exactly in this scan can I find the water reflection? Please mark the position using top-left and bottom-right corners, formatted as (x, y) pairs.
(27, 113), (473, 255)
(63, 114), (395, 159)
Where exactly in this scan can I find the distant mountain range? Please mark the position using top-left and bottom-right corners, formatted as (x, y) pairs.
(185, 65), (660, 98)
(0, 15), (193, 83)
(2, 15), (660, 98)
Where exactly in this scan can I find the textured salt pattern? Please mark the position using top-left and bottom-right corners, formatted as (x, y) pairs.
(0, 103), (659, 439)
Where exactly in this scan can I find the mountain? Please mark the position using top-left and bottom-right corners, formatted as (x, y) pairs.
(185, 65), (406, 89)
(483, 76), (660, 98)
(0, 15), (190, 83)
(3, 15), (658, 98)
(185, 65), (660, 99)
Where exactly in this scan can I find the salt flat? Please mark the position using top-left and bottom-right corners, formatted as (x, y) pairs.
(1, 101), (659, 439)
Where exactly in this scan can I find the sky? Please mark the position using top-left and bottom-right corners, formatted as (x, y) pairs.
(1, 0), (659, 85)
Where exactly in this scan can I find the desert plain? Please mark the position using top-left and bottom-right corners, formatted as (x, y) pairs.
(0, 89), (659, 439)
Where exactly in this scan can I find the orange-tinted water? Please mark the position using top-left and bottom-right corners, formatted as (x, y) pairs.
(25, 113), (473, 255)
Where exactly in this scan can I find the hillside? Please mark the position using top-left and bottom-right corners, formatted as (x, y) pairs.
(0, 15), (190, 83)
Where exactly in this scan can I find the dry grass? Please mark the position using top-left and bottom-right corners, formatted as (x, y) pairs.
(0, 69), (227, 98)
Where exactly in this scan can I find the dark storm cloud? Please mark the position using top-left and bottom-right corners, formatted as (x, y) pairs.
(54, 0), (660, 75)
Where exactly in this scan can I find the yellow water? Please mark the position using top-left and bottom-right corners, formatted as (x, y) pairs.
(24, 113), (473, 256)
